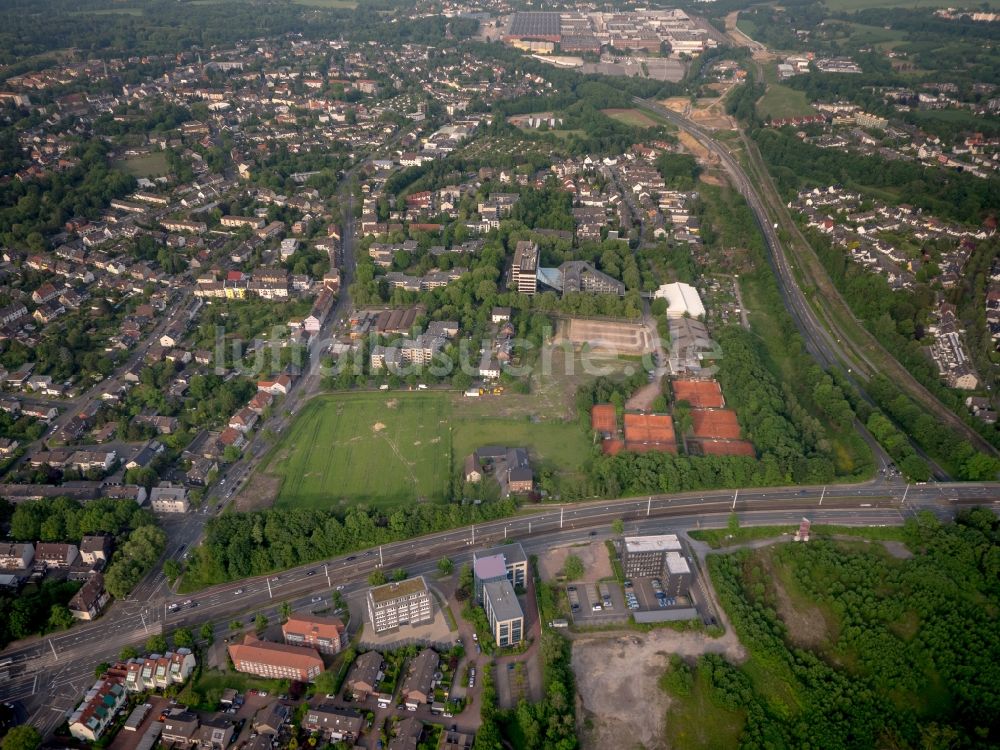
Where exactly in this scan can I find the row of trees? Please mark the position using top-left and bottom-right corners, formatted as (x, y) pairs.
(182, 500), (518, 588)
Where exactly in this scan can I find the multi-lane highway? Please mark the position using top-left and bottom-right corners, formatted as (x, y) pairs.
(2, 479), (997, 735)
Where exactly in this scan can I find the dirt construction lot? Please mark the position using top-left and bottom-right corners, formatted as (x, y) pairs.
(536, 540), (612, 582)
(573, 628), (747, 750)
(557, 318), (656, 356)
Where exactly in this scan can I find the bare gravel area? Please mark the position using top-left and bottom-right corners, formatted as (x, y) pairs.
(572, 627), (746, 750)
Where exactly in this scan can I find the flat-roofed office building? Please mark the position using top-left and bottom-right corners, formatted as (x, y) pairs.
(366, 576), (433, 633)
(482, 579), (524, 647)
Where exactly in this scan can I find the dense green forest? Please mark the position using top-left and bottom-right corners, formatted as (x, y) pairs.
(664, 509), (1000, 749)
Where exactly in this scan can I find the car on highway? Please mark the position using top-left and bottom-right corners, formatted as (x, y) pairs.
(307, 570), (316, 577)
(168, 603), (179, 611)
(182, 599), (192, 606)
(311, 596), (323, 603)
(335, 584), (344, 590)
(346, 556), (357, 561)
(234, 588), (244, 595)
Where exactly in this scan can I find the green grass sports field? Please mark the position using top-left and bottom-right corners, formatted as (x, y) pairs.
(266, 392), (452, 509)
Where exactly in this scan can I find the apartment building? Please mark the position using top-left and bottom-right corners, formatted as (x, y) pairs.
(227, 635), (324, 682)
(366, 576), (433, 633)
(511, 241), (538, 295)
(220, 215), (265, 230)
(149, 482), (190, 513)
(35, 542), (79, 568)
(123, 649), (197, 692)
(282, 615), (348, 655)
(0, 542), (34, 569)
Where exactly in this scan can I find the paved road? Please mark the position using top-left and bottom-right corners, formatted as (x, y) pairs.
(2, 480), (997, 735)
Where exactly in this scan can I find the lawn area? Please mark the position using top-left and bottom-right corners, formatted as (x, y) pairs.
(261, 386), (594, 509)
(755, 84), (815, 120)
(451, 417), (591, 483)
(265, 392), (453, 509)
(661, 662), (746, 749)
(113, 151), (170, 178)
(176, 668), (288, 710)
(601, 108), (661, 128)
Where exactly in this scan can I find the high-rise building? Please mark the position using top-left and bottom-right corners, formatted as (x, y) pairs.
(512, 241), (539, 295)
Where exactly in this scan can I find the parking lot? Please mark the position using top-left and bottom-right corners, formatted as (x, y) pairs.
(566, 581), (628, 625)
(628, 577), (691, 613)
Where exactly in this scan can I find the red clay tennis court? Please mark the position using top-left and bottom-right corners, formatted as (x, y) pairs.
(695, 439), (755, 457)
(623, 413), (677, 452)
(601, 438), (625, 455)
(624, 440), (677, 454)
(691, 409), (742, 440)
(672, 379), (725, 409)
(591, 404), (617, 433)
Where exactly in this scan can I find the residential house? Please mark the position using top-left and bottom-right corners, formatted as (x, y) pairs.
(196, 716), (237, 749)
(68, 678), (127, 742)
(346, 650), (384, 700)
(388, 716), (423, 750)
(301, 706), (363, 742)
(123, 649), (197, 692)
(186, 456), (218, 486)
(400, 649), (439, 708)
(161, 711), (200, 745)
(68, 573), (110, 620)
(257, 373), (293, 396)
(79, 535), (111, 566)
(228, 407), (258, 433)
(251, 702), (290, 737)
